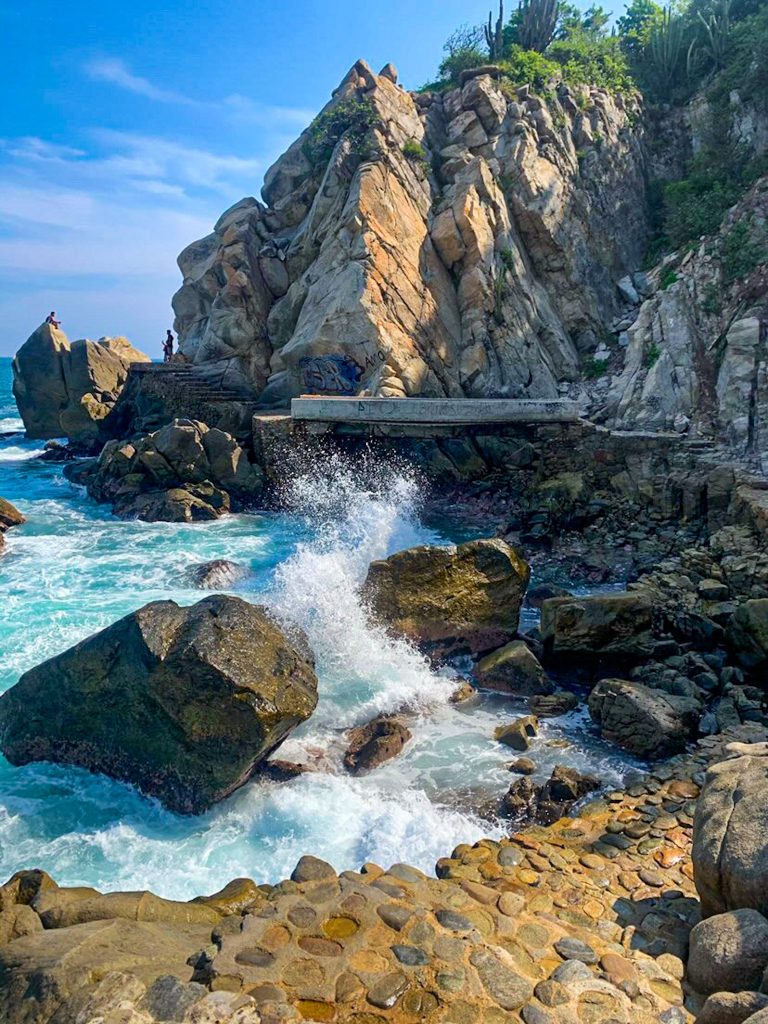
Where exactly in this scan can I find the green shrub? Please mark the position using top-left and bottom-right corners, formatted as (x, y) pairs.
(583, 356), (610, 378)
(645, 342), (661, 367)
(498, 247), (517, 272)
(498, 46), (561, 88)
(659, 267), (679, 289)
(701, 281), (722, 314)
(305, 99), (378, 165)
(720, 218), (767, 283)
(547, 31), (635, 91)
(402, 139), (429, 164)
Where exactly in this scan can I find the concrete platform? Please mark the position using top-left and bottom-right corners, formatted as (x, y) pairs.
(290, 396), (580, 424)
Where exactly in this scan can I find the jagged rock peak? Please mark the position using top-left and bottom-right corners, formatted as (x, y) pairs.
(172, 62), (647, 407)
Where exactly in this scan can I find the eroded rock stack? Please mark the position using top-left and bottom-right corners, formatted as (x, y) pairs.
(12, 322), (150, 444)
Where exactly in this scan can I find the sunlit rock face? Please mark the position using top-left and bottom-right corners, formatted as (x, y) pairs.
(172, 60), (648, 404)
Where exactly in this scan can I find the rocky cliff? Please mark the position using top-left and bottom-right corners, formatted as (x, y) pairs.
(172, 60), (648, 406)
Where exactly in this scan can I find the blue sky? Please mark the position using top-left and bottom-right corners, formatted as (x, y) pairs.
(0, 0), (621, 357)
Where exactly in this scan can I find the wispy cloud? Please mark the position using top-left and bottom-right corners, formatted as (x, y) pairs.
(83, 57), (315, 134)
(85, 58), (197, 106)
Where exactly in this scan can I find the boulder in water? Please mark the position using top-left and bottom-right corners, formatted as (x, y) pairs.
(474, 640), (554, 696)
(343, 715), (412, 774)
(363, 538), (530, 656)
(494, 715), (539, 751)
(12, 322), (149, 443)
(0, 497), (24, 554)
(0, 595), (318, 813)
(186, 559), (250, 589)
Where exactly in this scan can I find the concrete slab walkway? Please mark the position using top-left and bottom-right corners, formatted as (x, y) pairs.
(290, 396), (580, 424)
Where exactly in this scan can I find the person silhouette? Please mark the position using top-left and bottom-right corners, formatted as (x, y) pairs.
(45, 311), (61, 329)
(163, 330), (174, 362)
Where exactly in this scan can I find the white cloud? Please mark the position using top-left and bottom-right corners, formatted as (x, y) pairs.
(85, 58), (197, 106)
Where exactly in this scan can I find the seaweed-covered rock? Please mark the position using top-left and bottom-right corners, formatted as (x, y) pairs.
(363, 538), (530, 655)
(0, 595), (318, 813)
(541, 592), (655, 659)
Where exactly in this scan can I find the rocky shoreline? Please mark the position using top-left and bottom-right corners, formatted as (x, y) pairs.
(1, 722), (767, 1024)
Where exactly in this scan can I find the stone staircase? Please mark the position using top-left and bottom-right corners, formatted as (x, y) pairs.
(124, 362), (259, 438)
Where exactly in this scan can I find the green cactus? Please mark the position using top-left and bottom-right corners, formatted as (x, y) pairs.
(518, 0), (559, 54)
(648, 6), (685, 90)
(485, 0), (505, 60)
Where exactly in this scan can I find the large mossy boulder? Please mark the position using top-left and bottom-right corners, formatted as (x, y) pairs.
(0, 595), (318, 813)
(541, 592), (655, 659)
(588, 677), (700, 759)
(363, 538), (530, 656)
(692, 742), (768, 918)
(12, 323), (150, 443)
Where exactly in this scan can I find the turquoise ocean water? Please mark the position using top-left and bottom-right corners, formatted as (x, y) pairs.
(0, 357), (635, 899)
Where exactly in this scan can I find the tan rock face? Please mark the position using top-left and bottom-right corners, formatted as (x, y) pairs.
(173, 61), (647, 405)
(604, 178), (768, 459)
(12, 323), (150, 443)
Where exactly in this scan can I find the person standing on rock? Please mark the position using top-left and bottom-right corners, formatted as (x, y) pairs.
(163, 329), (174, 362)
(45, 311), (61, 329)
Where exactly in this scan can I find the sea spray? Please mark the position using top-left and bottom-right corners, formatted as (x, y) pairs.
(267, 448), (458, 731)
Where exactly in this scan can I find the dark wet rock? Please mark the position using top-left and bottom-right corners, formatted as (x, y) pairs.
(343, 715), (412, 774)
(588, 678), (700, 759)
(73, 418), (264, 522)
(0, 595), (318, 813)
(502, 765), (599, 824)
(526, 583), (572, 610)
(687, 909), (768, 995)
(537, 766), (600, 824)
(541, 592), (655, 659)
(114, 483), (231, 523)
(502, 776), (539, 819)
(262, 760), (315, 782)
(508, 757), (536, 775)
(186, 559), (250, 589)
(528, 690), (580, 717)
(693, 743), (768, 918)
(474, 640), (554, 696)
(728, 600), (768, 670)
(494, 716), (539, 751)
(363, 538), (530, 656)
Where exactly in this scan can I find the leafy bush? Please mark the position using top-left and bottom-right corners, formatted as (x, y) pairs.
(402, 139), (429, 164)
(720, 218), (767, 283)
(583, 356), (610, 378)
(659, 267), (679, 289)
(645, 342), (661, 367)
(305, 99), (378, 165)
(547, 31), (634, 91)
(498, 46), (561, 87)
(662, 176), (740, 248)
